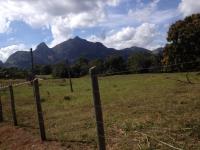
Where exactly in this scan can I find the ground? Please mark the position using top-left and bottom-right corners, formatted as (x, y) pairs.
(0, 123), (64, 150)
(0, 72), (200, 149)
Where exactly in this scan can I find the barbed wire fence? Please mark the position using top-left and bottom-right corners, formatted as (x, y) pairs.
(0, 60), (199, 149)
(90, 65), (200, 150)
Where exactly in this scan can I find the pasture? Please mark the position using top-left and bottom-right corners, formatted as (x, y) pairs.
(0, 72), (200, 149)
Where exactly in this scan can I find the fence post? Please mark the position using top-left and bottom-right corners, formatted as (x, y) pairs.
(0, 95), (3, 122)
(33, 79), (46, 141)
(89, 66), (106, 150)
(68, 68), (73, 93)
(30, 48), (35, 78)
(30, 48), (35, 85)
(9, 85), (17, 126)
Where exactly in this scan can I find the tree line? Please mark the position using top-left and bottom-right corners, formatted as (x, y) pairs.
(33, 51), (162, 78)
(0, 67), (28, 79)
(0, 52), (161, 79)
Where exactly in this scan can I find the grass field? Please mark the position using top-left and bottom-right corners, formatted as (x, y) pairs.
(0, 72), (200, 149)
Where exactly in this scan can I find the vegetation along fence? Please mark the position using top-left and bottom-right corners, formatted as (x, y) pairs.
(0, 62), (200, 150)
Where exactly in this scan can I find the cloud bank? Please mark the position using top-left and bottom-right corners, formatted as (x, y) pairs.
(178, 0), (200, 17)
(0, 0), (120, 45)
(0, 44), (27, 62)
(88, 23), (161, 50)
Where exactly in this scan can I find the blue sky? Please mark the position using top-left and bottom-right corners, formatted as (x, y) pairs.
(0, 0), (199, 62)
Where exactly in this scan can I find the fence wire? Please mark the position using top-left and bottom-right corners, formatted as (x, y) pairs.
(0, 60), (199, 149)
(97, 59), (200, 77)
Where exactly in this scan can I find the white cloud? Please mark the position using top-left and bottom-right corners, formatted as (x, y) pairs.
(128, 0), (159, 22)
(128, 0), (179, 24)
(50, 17), (72, 47)
(178, 0), (200, 17)
(0, 0), (121, 46)
(88, 23), (163, 50)
(99, 0), (179, 30)
(106, 0), (121, 6)
(0, 17), (10, 33)
(0, 44), (27, 62)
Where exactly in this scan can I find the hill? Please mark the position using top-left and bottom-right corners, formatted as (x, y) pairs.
(0, 60), (3, 67)
(5, 37), (153, 69)
(152, 47), (163, 55)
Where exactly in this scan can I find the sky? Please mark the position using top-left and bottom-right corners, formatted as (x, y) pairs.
(0, 0), (200, 62)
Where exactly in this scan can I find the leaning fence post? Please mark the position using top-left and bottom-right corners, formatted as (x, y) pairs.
(0, 95), (3, 122)
(33, 79), (46, 141)
(89, 66), (106, 150)
(9, 85), (17, 126)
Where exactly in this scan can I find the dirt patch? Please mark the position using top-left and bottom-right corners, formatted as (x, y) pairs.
(0, 123), (65, 150)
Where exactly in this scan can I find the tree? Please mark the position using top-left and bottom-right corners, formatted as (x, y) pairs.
(128, 52), (157, 73)
(77, 57), (89, 76)
(70, 57), (89, 77)
(104, 55), (126, 74)
(52, 63), (68, 78)
(34, 65), (42, 75)
(89, 59), (104, 74)
(41, 65), (52, 75)
(163, 13), (200, 71)
(0, 67), (28, 79)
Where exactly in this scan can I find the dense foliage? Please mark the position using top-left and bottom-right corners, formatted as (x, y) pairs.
(0, 67), (28, 79)
(128, 52), (160, 73)
(49, 53), (162, 78)
(163, 13), (200, 71)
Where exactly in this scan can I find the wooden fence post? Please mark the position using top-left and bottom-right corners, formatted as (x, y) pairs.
(68, 68), (73, 93)
(89, 66), (106, 150)
(30, 48), (35, 78)
(9, 85), (17, 126)
(30, 48), (35, 85)
(33, 79), (46, 141)
(0, 95), (3, 122)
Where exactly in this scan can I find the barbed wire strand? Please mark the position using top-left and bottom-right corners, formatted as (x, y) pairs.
(0, 61), (199, 148)
(96, 59), (200, 77)
(0, 78), (44, 90)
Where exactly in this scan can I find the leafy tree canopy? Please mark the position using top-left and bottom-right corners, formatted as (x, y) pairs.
(163, 13), (200, 71)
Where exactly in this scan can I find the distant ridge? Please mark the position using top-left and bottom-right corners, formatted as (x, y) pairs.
(4, 37), (161, 68)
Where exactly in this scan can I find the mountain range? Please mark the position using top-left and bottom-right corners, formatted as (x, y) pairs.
(3, 36), (163, 68)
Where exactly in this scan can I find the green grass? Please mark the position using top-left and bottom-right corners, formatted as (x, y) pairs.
(1, 72), (200, 149)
